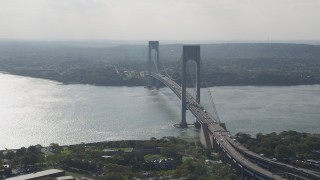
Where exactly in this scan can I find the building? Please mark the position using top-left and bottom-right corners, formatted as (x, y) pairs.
(56, 176), (75, 180)
(6, 169), (65, 180)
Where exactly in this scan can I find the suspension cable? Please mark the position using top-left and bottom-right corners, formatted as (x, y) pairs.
(207, 88), (221, 123)
(189, 69), (197, 95)
(159, 55), (182, 81)
(151, 51), (159, 73)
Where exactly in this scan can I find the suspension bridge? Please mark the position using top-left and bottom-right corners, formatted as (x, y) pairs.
(146, 41), (320, 180)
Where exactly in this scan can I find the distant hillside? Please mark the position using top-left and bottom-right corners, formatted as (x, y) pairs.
(0, 41), (320, 86)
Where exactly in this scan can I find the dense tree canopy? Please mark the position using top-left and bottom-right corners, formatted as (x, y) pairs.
(235, 131), (320, 166)
(1, 42), (320, 87)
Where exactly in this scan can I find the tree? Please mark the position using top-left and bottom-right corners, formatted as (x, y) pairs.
(16, 147), (26, 156)
(49, 143), (61, 153)
(27, 145), (39, 154)
(275, 145), (295, 160)
(0, 159), (3, 169)
(160, 147), (177, 158)
(256, 133), (264, 141)
(235, 133), (251, 144)
(21, 154), (39, 166)
(210, 164), (239, 180)
(174, 159), (193, 178)
(4, 151), (15, 160)
(102, 172), (125, 180)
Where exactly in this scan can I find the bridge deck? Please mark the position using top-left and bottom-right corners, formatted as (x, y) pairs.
(151, 72), (320, 180)
(151, 73), (284, 179)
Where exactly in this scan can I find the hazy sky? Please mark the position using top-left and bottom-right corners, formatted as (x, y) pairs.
(0, 0), (319, 41)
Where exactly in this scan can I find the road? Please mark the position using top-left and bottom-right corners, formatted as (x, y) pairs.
(151, 73), (286, 180)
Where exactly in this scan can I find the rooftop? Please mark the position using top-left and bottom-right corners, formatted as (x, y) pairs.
(6, 169), (65, 180)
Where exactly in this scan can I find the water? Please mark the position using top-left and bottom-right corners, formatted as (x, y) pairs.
(200, 86), (320, 136)
(1, 73), (320, 149)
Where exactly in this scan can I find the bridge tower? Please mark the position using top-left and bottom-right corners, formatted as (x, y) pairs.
(148, 41), (160, 89)
(181, 45), (201, 127)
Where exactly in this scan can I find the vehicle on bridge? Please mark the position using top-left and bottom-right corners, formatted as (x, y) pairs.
(147, 41), (320, 180)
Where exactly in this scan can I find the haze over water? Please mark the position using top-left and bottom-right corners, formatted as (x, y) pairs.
(1, 73), (320, 149)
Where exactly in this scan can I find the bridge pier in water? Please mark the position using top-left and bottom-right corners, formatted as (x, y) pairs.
(181, 45), (201, 127)
(145, 41), (320, 180)
(147, 41), (160, 89)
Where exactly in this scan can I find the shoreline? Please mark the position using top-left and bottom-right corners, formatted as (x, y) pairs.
(0, 137), (198, 152)
(1, 71), (320, 88)
(2, 132), (320, 152)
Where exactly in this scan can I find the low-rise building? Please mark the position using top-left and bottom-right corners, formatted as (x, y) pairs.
(144, 158), (174, 170)
(6, 169), (65, 180)
(56, 175), (75, 180)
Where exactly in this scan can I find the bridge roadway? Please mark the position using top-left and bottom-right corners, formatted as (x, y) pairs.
(151, 73), (285, 180)
(229, 139), (320, 179)
(151, 72), (320, 180)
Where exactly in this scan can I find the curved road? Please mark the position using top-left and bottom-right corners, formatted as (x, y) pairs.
(151, 72), (320, 180)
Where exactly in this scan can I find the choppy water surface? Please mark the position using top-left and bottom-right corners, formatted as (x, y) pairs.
(201, 86), (320, 136)
(1, 73), (319, 149)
